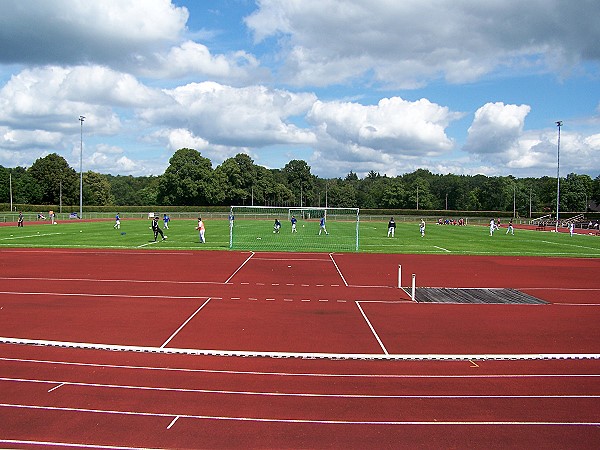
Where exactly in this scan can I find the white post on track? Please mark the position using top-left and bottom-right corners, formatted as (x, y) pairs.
(411, 274), (416, 301)
(398, 265), (402, 289)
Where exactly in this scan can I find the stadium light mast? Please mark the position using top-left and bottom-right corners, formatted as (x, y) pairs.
(79, 115), (85, 219)
(555, 121), (562, 232)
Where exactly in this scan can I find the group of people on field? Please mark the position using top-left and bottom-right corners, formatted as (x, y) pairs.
(274, 215), (328, 235)
(387, 217), (426, 238)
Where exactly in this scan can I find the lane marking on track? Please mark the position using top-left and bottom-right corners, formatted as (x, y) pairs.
(224, 252), (254, 284)
(0, 439), (156, 450)
(160, 299), (212, 349)
(0, 291), (208, 301)
(0, 276), (225, 286)
(329, 253), (348, 286)
(1, 403), (599, 426)
(4, 376), (600, 399)
(0, 276), (404, 289)
(3, 357), (600, 378)
(167, 416), (179, 429)
(355, 301), (388, 355)
(47, 382), (65, 393)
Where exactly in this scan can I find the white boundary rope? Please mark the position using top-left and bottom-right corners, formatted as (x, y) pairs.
(1, 337), (598, 361)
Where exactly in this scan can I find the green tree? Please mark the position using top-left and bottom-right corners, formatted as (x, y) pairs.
(356, 171), (387, 208)
(592, 175), (600, 205)
(82, 171), (114, 206)
(561, 173), (592, 211)
(381, 177), (405, 208)
(137, 177), (160, 206)
(215, 153), (258, 205)
(28, 153), (78, 205)
(283, 160), (313, 205)
(107, 175), (159, 205)
(0, 166), (10, 204)
(157, 148), (216, 205)
(407, 177), (436, 210)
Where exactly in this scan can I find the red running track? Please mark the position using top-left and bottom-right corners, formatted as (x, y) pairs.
(0, 248), (599, 448)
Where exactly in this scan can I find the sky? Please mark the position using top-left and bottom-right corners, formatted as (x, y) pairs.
(0, 0), (599, 180)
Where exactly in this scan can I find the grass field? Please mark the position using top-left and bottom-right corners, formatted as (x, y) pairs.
(1, 217), (600, 257)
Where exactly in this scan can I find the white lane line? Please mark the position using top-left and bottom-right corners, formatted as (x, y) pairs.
(166, 416), (179, 429)
(329, 253), (348, 287)
(0, 276), (227, 286)
(4, 377), (600, 399)
(160, 299), (212, 348)
(2, 403), (599, 427)
(2, 357), (600, 378)
(0, 291), (207, 301)
(355, 301), (388, 355)
(224, 252), (254, 283)
(47, 382), (65, 393)
(0, 439), (154, 450)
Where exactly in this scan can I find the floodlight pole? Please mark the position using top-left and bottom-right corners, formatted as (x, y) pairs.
(555, 121), (562, 232)
(79, 115), (85, 219)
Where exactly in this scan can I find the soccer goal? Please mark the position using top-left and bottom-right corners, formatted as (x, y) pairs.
(229, 206), (359, 252)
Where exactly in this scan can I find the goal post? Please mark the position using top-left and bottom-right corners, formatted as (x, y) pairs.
(229, 206), (359, 252)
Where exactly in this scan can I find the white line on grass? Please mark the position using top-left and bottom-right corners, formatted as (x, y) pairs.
(0, 232), (63, 240)
(137, 241), (159, 248)
(433, 246), (451, 252)
(540, 240), (600, 251)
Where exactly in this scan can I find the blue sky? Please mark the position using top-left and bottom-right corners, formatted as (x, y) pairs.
(0, 0), (599, 179)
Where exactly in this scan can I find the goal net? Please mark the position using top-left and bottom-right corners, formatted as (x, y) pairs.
(229, 206), (359, 252)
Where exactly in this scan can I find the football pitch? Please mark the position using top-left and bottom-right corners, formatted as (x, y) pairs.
(1, 218), (600, 257)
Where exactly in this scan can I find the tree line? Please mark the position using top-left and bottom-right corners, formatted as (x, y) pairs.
(2, 148), (599, 216)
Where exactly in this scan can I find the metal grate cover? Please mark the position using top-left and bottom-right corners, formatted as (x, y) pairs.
(407, 287), (549, 304)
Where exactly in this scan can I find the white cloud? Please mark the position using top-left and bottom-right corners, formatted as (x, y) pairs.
(307, 97), (460, 157)
(464, 102), (531, 155)
(141, 82), (318, 147)
(0, 0), (188, 67)
(0, 66), (137, 135)
(80, 143), (164, 176)
(462, 105), (600, 176)
(145, 41), (266, 83)
(246, 0), (600, 87)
